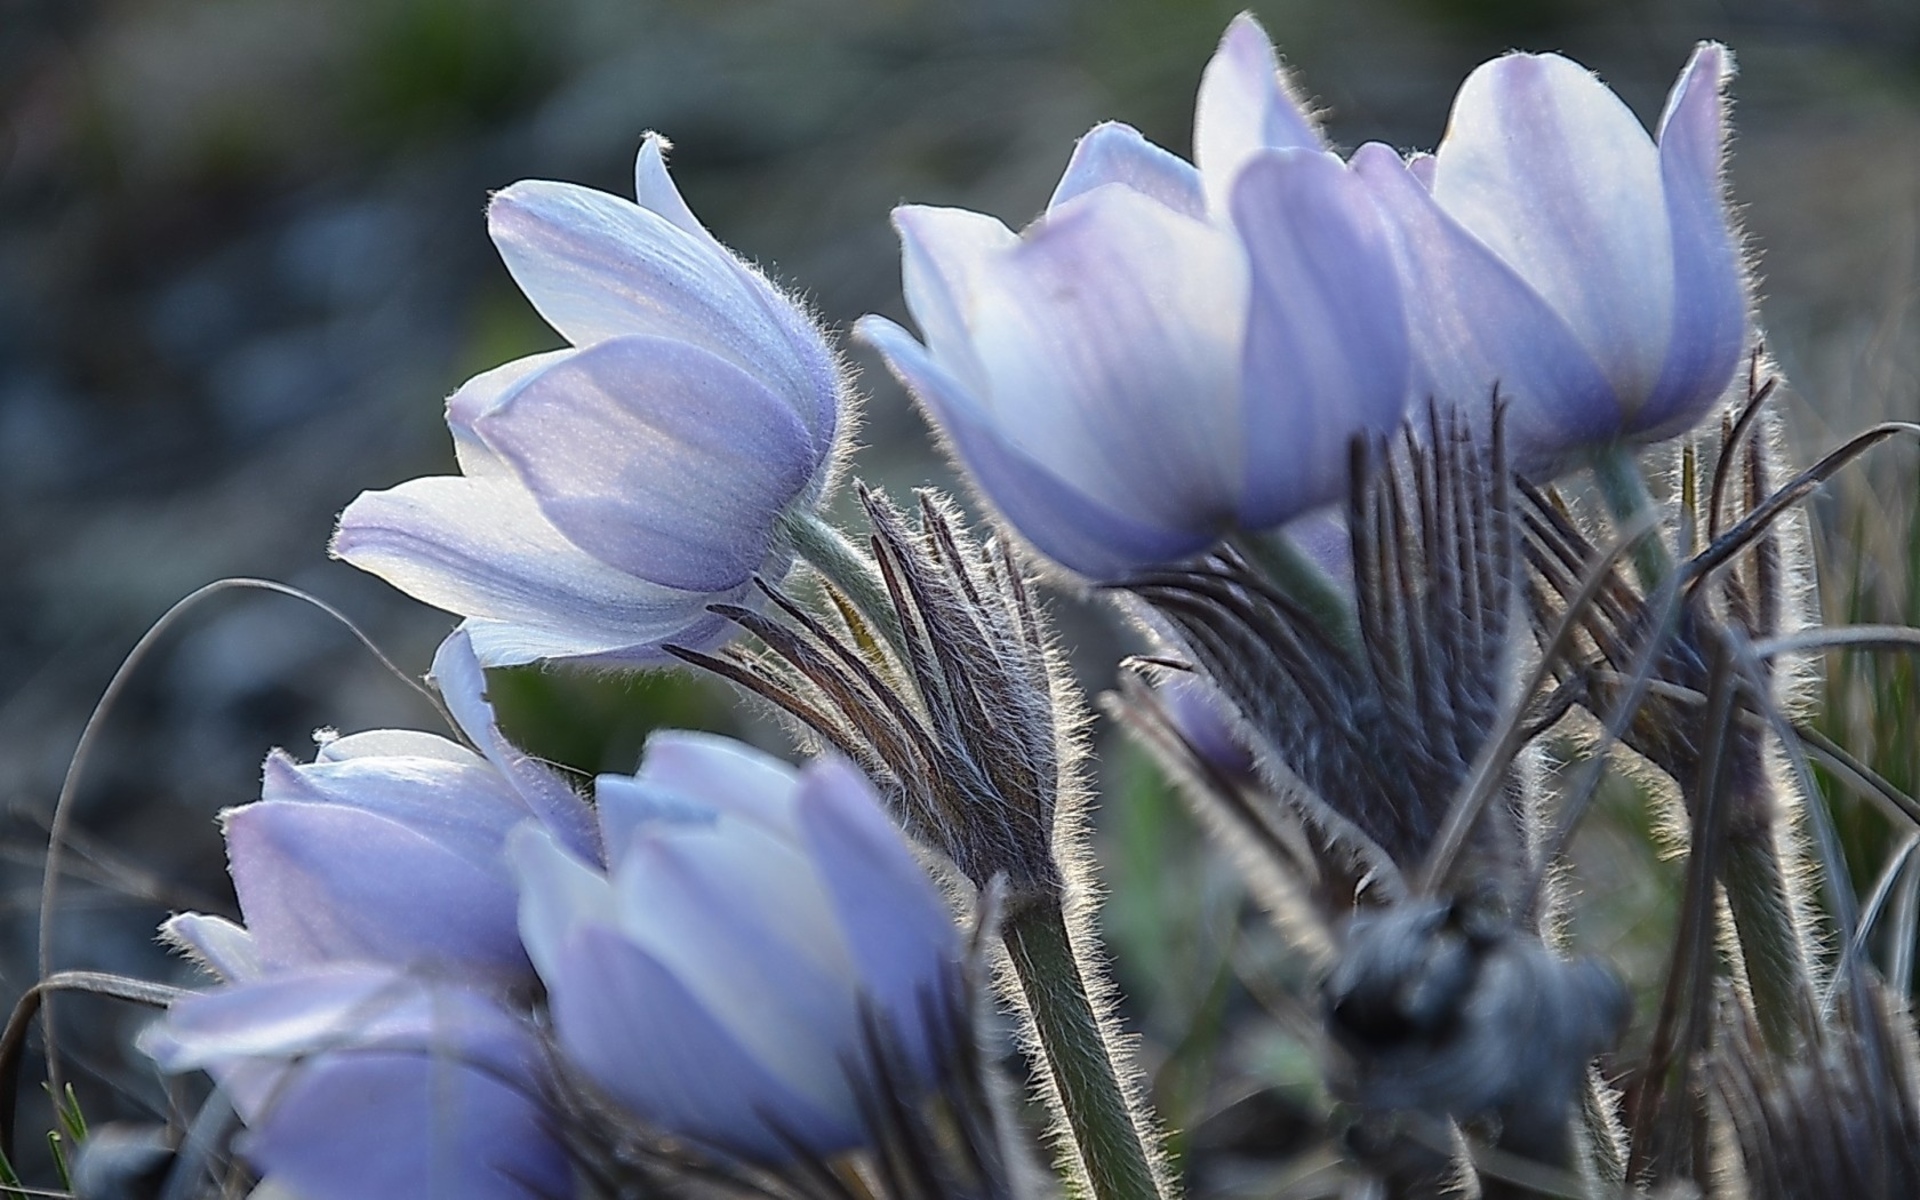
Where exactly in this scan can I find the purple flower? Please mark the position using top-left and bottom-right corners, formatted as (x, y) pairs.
(334, 134), (845, 667)
(139, 965), (567, 1200)
(510, 732), (959, 1161)
(166, 630), (594, 990)
(858, 15), (1410, 580)
(1353, 44), (1747, 467)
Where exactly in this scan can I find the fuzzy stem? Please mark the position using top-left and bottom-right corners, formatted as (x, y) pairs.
(1001, 900), (1163, 1200)
(1720, 827), (1817, 1053)
(780, 508), (909, 662)
(1590, 447), (1817, 1051)
(1231, 529), (1359, 656)
(1589, 444), (1677, 590)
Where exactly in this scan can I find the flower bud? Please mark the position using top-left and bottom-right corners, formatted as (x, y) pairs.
(509, 733), (960, 1161)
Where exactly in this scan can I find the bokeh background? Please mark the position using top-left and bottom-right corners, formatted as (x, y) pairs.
(2, 0), (1917, 1185)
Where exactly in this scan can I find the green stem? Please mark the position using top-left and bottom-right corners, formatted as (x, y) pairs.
(1230, 529), (1359, 657)
(1001, 901), (1163, 1200)
(1721, 828), (1817, 1053)
(779, 508), (908, 662)
(1589, 444), (1676, 591)
(1591, 446), (1816, 1050)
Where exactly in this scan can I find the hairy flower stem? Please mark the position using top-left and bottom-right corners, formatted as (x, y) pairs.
(780, 508), (909, 661)
(1593, 446), (1816, 1051)
(1001, 900), (1164, 1200)
(1231, 529), (1359, 656)
(1589, 444), (1678, 590)
(1720, 825), (1818, 1052)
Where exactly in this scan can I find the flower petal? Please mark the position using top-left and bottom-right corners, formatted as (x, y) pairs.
(444, 350), (576, 479)
(475, 335), (816, 594)
(547, 925), (858, 1159)
(1194, 12), (1322, 216)
(1047, 122), (1205, 219)
(630, 731), (802, 836)
(315, 730), (482, 767)
(1351, 142), (1620, 464)
(260, 748), (526, 869)
(333, 473), (713, 662)
(430, 628), (598, 861)
(793, 758), (955, 1076)
(858, 314), (1211, 578)
(488, 179), (838, 447)
(1431, 52), (1673, 407)
(162, 913), (261, 984)
(458, 606), (747, 668)
(1641, 42), (1746, 437)
(896, 193), (1248, 538)
(507, 823), (619, 986)
(1230, 149), (1411, 526)
(144, 968), (563, 1200)
(225, 802), (528, 979)
(613, 819), (857, 1114)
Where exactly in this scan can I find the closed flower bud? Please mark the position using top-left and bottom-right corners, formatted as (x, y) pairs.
(509, 733), (960, 1162)
(1354, 44), (1747, 467)
(859, 16), (1411, 580)
(335, 134), (846, 666)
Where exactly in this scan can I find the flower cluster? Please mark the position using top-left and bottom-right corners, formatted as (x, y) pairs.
(864, 15), (1746, 580)
(116, 12), (1788, 1200)
(142, 632), (961, 1198)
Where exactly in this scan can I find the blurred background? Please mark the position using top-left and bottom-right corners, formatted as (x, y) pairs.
(2, 0), (1917, 1185)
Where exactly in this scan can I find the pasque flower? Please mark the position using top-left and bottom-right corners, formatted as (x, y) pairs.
(1352, 44), (1746, 466)
(510, 732), (960, 1161)
(141, 630), (587, 1199)
(335, 134), (845, 667)
(163, 630), (595, 991)
(141, 964), (568, 1200)
(859, 15), (1411, 580)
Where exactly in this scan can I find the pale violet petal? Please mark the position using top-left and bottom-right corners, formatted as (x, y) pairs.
(915, 190), (1248, 534)
(793, 759), (956, 1076)
(891, 205), (1017, 395)
(1231, 149), (1412, 527)
(224, 802), (528, 980)
(1351, 142), (1619, 465)
(858, 314), (1212, 578)
(506, 823), (619, 985)
(458, 606), (746, 669)
(476, 335), (817, 594)
(162, 913), (262, 984)
(547, 926), (858, 1159)
(445, 350), (576, 479)
(429, 628), (598, 861)
(315, 730), (481, 768)
(1432, 52), (1673, 407)
(488, 180), (838, 448)
(613, 820), (857, 1117)
(629, 731), (802, 838)
(632, 133), (709, 241)
(593, 775), (716, 862)
(1046, 122), (1205, 219)
(1194, 12), (1322, 216)
(261, 748), (528, 867)
(1641, 42), (1746, 438)
(333, 473), (713, 656)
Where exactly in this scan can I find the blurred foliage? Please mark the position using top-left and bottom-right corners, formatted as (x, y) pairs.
(488, 665), (741, 775)
(346, 0), (561, 149)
